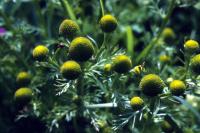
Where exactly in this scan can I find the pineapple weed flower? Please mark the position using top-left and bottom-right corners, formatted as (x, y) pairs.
(3, 0), (199, 132)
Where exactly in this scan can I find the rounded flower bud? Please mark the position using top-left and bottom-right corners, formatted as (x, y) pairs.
(161, 120), (174, 133)
(162, 27), (175, 44)
(59, 19), (79, 38)
(169, 80), (186, 96)
(104, 64), (112, 73)
(99, 14), (117, 33)
(130, 96), (144, 111)
(32, 45), (49, 61)
(69, 37), (95, 62)
(159, 55), (170, 63)
(139, 74), (165, 97)
(112, 55), (132, 74)
(16, 71), (31, 87)
(14, 87), (33, 105)
(190, 54), (200, 74)
(60, 60), (82, 80)
(184, 40), (199, 52)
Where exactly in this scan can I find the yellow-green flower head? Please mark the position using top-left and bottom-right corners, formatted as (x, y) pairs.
(184, 39), (199, 52)
(32, 45), (49, 61)
(132, 65), (145, 75)
(59, 19), (79, 38)
(97, 120), (107, 129)
(130, 96), (144, 111)
(102, 126), (112, 133)
(159, 55), (170, 63)
(60, 60), (82, 80)
(104, 64), (112, 73)
(112, 55), (132, 73)
(139, 74), (165, 96)
(169, 80), (186, 96)
(99, 14), (118, 33)
(190, 54), (200, 74)
(69, 37), (95, 62)
(16, 71), (31, 86)
(161, 120), (174, 133)
(14, 87), (33, 105)
(162, 27), (175, 43)
(183, 128), (194, 133)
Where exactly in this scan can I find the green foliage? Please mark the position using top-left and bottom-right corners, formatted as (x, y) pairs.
(0, 0), (200, 133)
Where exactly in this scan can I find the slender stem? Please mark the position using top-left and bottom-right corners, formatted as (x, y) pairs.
(182, 53), (190, 80)
(126, 26), (135, 57)
(85, 103), (117, 108)
(47, 2), (54, 38)
(99, 0), (105, 16)
(33, 0), (47, 37)
(59, 0), (76, 21)
(73, 117), (79, 133)
(136, 0), (176, 63)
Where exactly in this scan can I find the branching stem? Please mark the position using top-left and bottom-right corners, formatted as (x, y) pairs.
(85, 103), (117, 108)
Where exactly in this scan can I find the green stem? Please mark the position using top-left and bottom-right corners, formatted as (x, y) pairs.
(99, 0), (105, 16)
(47, 2), (54, 38)
(182, 53), (190, 80)
(135, 0), (176, 63)
(126, 26), (135, 57)
(73, 117), (79, 133)
(85, 103), (117, 108)
(33, 0), (48, 37)
(59, 0), (76, 21)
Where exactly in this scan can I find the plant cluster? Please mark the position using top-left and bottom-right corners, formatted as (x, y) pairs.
(0, 0), (200, 133)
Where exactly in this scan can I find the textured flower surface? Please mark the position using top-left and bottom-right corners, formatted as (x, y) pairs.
(112, 55), (132, 73)
(184, 40), (199, 52)
(16, 71), (31, 86)
(69, 37), (95, 62)
(32, 45), (49, 61)
(14, 87), (33, 104)
(139, 74), (165, 96)
(169, 80), (186, 96)
(190, 54), (200, 74)
(60, 60), (82, 80)
(99, 14), (117, 33)
(130, 96), (144, 111)
(59, 19), (79, 38)
(162, 27), (175, 43)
